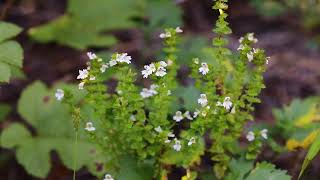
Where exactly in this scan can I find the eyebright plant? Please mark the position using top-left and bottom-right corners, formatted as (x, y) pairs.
(58, 0), (271, 179)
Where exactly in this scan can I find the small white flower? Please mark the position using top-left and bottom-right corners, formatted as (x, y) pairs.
(109, 60), (117, 67)
(89, 76), (96, 81)
(140, 88), (153, 98)
(103, 174), (114, 180)
(165, 139), (171, 143)
(239, 37), (244, 43)
(266, 57), (270, 64)
(149, 84), (158, 95)
(216, 101), (222, 106)
(78, 82), (85, 90)
(188, 137), (196, 146)
(159, 61), (168, 67)
(87, 52), (97, 60)
(77, 69), (89, 80)
(155, 67), (167, 77)
(247, 51), (254, 62)
(116, 53), (132, 64)
(55, 89), (64, 101)
(173, 138), (181, 151)
(260, 129), (268, 139)
(184, 111), (193, 120)
(193, 109), (200, 118)
(237, 44), (244, 51)
(175, 26), (183, 33)
(85, 122), (96, 132)
(222, 97), (232, 111)
(199, 62), (209, 75)
(198, 94), (208, 107)
(130, 115), (136, 121)
(100, 64), (108, 73)
(248, 33), (258, 43)
(154, 126), (163, 133)
(159, 31), (171, 39)
(173, 111), (184, 122)
(246, 131), (255, 142)
(193, 58), (199, 64)
(201, 111), (207, 117)
(167, 132), (175, 138)
(141, 63), (156, 78)
(167, 90), (171, 95)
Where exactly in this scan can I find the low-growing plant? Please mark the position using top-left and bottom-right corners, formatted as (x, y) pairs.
(55, 0), (287, 179)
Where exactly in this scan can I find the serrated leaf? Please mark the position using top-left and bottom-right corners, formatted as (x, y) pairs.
(245, 162), (291, 180)
(225, 158), (253, 180)
(0, 62), (10, 82)
(0, 21), (22, 43)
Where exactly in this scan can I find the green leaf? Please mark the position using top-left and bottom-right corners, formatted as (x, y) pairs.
(245, 162), (291, 180)
(117, 156), (154, 180)
(0, 123), (31, 148)
(299, 133), (320, 179)
(173, 86), (200, 111)
(0, 103), (11, 121)
(0, 21), (22, 43)
(0, 21), (23, 83)
(225, 158), (253, 180)
(29, 0), (145, 49)
(1, 81), (94, 178)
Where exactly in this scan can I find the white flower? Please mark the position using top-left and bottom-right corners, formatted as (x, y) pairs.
(167, 90), (171, 95)
(173, 111), (184, 122)
(141, 63), (156, 78)
(199, 62), (209, 75)
(109, 60), (117, 67)
(239, 37), (244, 43)
(198, 94), (208, 107)
(140, 88), (153, 98)
(55, 89), (64, 101)
(165, 139), (171, 143)
(149, 84), (158, 95)
(85, 122), (96, 132)
(159, 61), (168, 67)
(100, 64), (108, 73)
(167, 132), (175, 138)
(175, 26), (183, 33)
(193, 109), (200, 118)
(116, 53), (132, 64)
(248, 33), (258, 43)
(247, 51), (254, 62)
(155, 67), (167, 77)
(222, 97), (232, 111)
(237, 44), (244, 51)
(154, 126), (163, 133)
(159, 31), (171, 39)
(201, 111), (207, 117)
(87, 52), (97, 60)
(173, 138), (181, 151)
(103, 174), (114, 180)
(184, 111), (193, 120)
(89, 76), (96, 81)
(188, 137), (196, 146)
(78, 82), (85, 90)
(130, 115), (136, 121)
(77, 69), (89, 80)
(266, 57), (270, 64)
(246, 131), (255, 142)
(260, 129), (268, 139)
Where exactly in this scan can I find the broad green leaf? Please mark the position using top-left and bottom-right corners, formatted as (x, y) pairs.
(117, 156), (154, 180)
(0, 21), (23, 83)
(29, 0), (145, 49)
(0, 21), (22, 43)
(173, 86), (200, 111)
(0, 123), (31, 148)
(299, 133), (320, 179)
(245, 162), (291, 180)
(225, 158), (253, 180)
(1, 81), (94, 178)
(0, 62), (10, 82)
(0, 103), (11, 121)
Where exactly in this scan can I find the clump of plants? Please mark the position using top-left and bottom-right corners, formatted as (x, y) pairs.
(54, 0), (284, 179)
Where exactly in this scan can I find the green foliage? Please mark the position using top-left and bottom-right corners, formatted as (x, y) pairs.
(0, 103), (11, 122)
(0, 21), (23, 82)
(245, 162), (291, 180)
(28, 0), (145, 49)
(0, 81), (95, 178)
(299, 132), (320, 179)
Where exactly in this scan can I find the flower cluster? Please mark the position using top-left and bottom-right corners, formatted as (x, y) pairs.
(141, 61), (168, 78)
(246, 129), (268, 142)
(173, 110), (194, 122)
(159, 26), (183, 38)
(140, 84), (158, 98)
